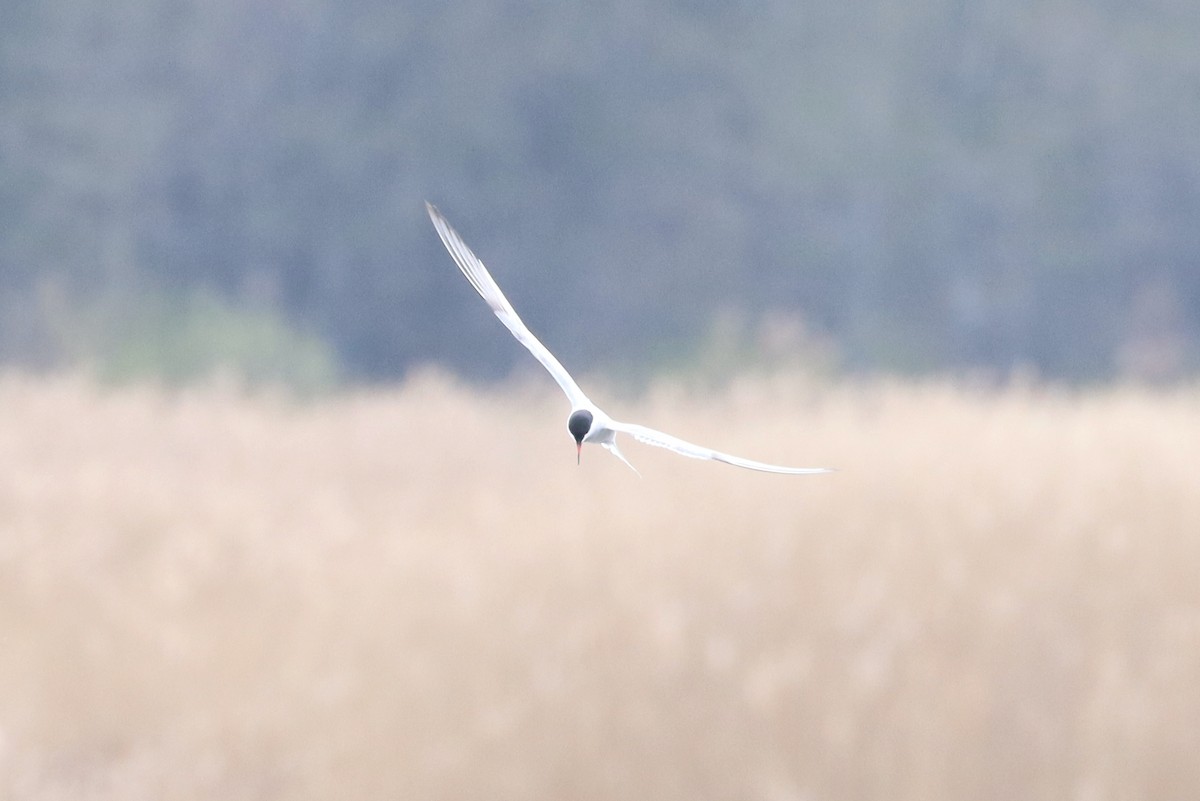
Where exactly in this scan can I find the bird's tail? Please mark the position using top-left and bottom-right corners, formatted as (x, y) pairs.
(602, 441), (641, 477)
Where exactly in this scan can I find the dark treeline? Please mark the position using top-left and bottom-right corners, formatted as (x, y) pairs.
(2, 0), (1197, 384)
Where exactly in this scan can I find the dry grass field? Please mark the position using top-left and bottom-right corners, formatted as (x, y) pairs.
(0, 372), (1197, 801)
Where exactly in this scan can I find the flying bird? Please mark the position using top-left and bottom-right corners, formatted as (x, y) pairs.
(427, 202), (832, 476)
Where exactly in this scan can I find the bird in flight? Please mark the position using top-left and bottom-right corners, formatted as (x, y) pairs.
(427, 202), (832, 476)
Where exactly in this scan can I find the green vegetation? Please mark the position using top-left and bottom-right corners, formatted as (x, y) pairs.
(46, 287), (338, 393)
(92, 292), (339, 393)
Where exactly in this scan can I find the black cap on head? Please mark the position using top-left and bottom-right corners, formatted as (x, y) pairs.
(567, 409), (593, 444)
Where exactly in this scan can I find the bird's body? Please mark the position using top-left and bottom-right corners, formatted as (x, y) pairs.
(426, 201), (832, 476)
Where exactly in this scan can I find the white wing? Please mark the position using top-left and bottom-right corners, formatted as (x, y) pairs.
(427, 202), (591, 409)
(611, 421), (833, 475)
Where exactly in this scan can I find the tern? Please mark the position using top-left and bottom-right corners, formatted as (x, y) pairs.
(427, 202), (832, 476)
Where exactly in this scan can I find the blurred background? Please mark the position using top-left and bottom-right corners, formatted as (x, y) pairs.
(3, 0), (1198, 388)
(3, 3), (1200, 801)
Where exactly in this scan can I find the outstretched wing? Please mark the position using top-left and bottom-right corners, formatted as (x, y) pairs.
(427, 202), (590, 409)
(611, 421), (832, 475)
